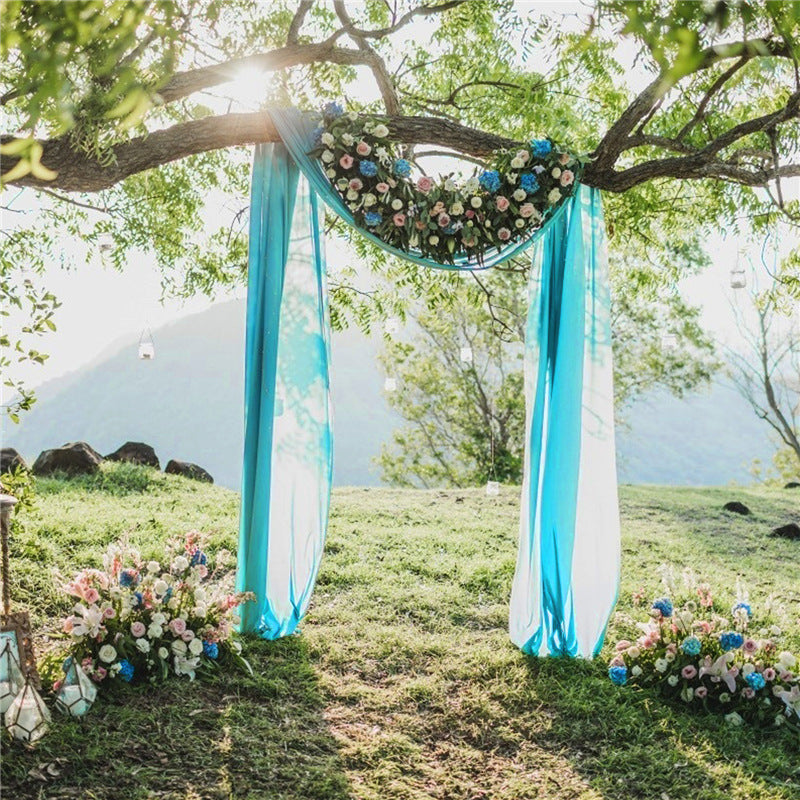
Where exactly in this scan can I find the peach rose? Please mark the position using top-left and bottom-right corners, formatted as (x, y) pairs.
(339, 154), (354, 169)
(560, 170), (574, 186)
(495, 195), (510, 211)
(497, 227), (511, 241)
(416, 176), (434, 194)
(393, 212), (406, 226)
(356, 141), (371, 156)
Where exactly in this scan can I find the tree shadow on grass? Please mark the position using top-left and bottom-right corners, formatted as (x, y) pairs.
(518, 657), (800, 800)
(2, 636), (353, 800)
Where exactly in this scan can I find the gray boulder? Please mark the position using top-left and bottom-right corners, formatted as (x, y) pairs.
(0, 448), (28, 474)
(164, 459), (213, 483)
(32, 442), (103, 476)
(106, 442), (160, 469)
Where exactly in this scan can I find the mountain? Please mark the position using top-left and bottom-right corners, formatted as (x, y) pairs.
(3, 299), (779, 488)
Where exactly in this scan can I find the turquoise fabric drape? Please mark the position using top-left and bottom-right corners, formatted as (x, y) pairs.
(509, 184), (620, 657)
(237, 142), (333, 637)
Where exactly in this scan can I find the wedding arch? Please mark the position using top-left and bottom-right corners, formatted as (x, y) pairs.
(235, 106), (619, 658)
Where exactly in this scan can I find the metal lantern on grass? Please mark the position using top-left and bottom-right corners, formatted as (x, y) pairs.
(55, 658), (97, 717)
(4, 679), (50, 742)
(485, 481), (500, 497)
(0, 640), (24, 714)
(138, 328), (155, 360)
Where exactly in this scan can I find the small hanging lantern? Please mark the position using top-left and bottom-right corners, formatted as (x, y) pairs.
(661, 333), (678, 351)
(460, 346), (473, 364)
(0, 641), (24, 714)
(384, 377), (398, 392)
(730, 250), (746, 289)
(384, 317), (401, 336)
(138, 328), (155, 360)
(55, 658), (97, 717)
(4, 679), (50, 742)
(98, 232), (114, 265)
(485, 481), (500, 497)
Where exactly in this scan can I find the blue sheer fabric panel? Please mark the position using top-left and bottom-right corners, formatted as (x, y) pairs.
(237, 142), (333, 638)
(509, 185), (620, 657)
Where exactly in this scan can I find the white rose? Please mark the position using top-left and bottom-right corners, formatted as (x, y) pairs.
(321, 132), (334, 147)
(171, 639), (188, 656)
(321, 150), (334, 164)
(665, 651), (676, 662)
(742, 662), (755, 676)
(470, 196), (482, 208)
(513, 189), (526, 202)
(189, 638), (204, 656)
(547, 188), (561, 205)
(168, 597), (180, 610)
(373, 123), (389, 138)
(429, 235), (439, 245)
(341, 133), (354, 146)
(136, 638), (151, 654)
(449, 202), (464, 215)
(655, 658), (669, 673)
(147, 561), (160, 574)
(511, 157), (524, 169)
(631, 665), (643, 677)
(551, 167), (561, 179)
(325, 168), (336, 179)
(173, 556), (189, 572)
(347, 111), (358, 121)
(158, 647), (169, 659)
(391, 198), (403, 210)
(154, 580), (168, 596)
(770, 625), (782, 637)
(193, 605), (207, 618)
(346, 189), (358, 201)
(363, 193), (377, 207)
(444, 178), (456, 192)
(465, 177), (480, 194)
(506, 172), (517, 185)
(152, 612), (167, 626)
(147, 624), (163, 639)
(515, 218), (525, 228)
(99, 644), (117, 663)
(667, 675), (679, 686)
(778, 651), (797, 669)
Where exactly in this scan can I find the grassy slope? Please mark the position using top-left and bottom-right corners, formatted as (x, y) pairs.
(2, 464), (799, 800)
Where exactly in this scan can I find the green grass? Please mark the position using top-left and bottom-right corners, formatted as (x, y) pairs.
(2, 463), (799, 799)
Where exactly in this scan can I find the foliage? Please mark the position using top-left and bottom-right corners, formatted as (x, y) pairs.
(2, 469), (799, 798)
(0, 463), (36, 516)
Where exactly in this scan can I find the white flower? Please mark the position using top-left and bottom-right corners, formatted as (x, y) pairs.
(158, 647), (169, 659)
(470, 196), (482, 209)
(321, 132), (335, 147)
(173, 655), (200, 680)
(189, 638), (204, 656)
(153, 580), (168, 596)
(193, 605), (207, 617)
(725, 712), (744, 726)
(147, 560), (161, 573)
(336, 178), (348, 190)
(551, 167), (561, 179)
(372, 123), (389, 138)
(375, 146), (391, 165)
(654, 658), (669, 673)
(347, 111), (358, 121)
(533, 165), (545, 174)
(449, 202), (464, 216)
(346, 189), (358, 201)
(326, 168), (336, 179)
(321, 150), (334, 164)
(667, 675), (679, 687)
(152, 612), (167, 626)
(99, 644), (117, 663)
(429, 235), (439, 245)
(391, 198), (403, 210)
(171, 639), (188, 656)
(515, 218), (525, 228)
(136, 638), (151, 654)
(778, 651), (797, 670)
(770, 625), (782, 637)
(506, 173), (517, 184)
(511, 157), (524, 169)
(168, 597), (180, 610)
(71, 603), (105, 638)
(362, 193), (376, 207)
(547, 188), (561, 205)
(465, 177), (480, 194)
(444, 178), (457, 192)
(173, 556), (189, 572)
(665, 651), (676, 662)
(742, 662), (755, 676)
(631, 665), (643, 677)
(341, 133), (354, 146)
(513, 189), (526, 202)
(680, 686), (694, 702)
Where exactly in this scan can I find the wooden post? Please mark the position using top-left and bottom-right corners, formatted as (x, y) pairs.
(0, 494), (18, 617)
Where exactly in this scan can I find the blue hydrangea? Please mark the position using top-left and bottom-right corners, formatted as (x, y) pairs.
(745, 671), (765, 690)
(119, 569), (138, 588)
(681, 636), (702, 656)
(203, 641), (219, 659)
(190, 550), (207, 567)
(530, 138), (552, 158)
(719, 631), (744, 651)
(608, 665), (627, 686)
(323, 101), (343, 118)
(478, 170), (501, 192)
(732, 602), (752, 617)
(118, 659), (134, 682)
(359, 160), (378, 177)
(394, 159), (411, 177)
(520, 173), (540, 194)
(162, 586), (173, 604)
(651, 597), (673, 617)
(133, 591), (144, 608)
(364, 211), (382, 227)
(312, 124), (325, 145)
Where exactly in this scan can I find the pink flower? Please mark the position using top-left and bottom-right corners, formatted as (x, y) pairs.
(131, 621), (146, 637)
(465, 210), (475, 219)
(615, 640), (632, 652)
(197, 565), (208, 579)
(497, 227), (511, 241)
(516, 150), (529, 162)
(519, 203), (536, 218)
(84, 588), (100, 604)
(462, 235), (477, 248)
(416, 176), (434, 194)
(437, 213), (451, 228)
(376, 182), (389, 194)
(495, 195), (510, 211)
(665, 643), (677, 656)
(103, 607), (116, 619)
(415, 220), (427, 230)
(742, 687), (755, 699)
(610, 655), (625, 667)
(348, 178), (363, 191)
(560, 170), (574, 187)
(764, 668), (776, 681)
(181, 629), (195, 642)
(743, 638), (758, 654)
(356, 141), (371, 156)
(694, 686), (708, 699)
(681, 665), (697, 680)
(393, 212), (406, 226)
(339, 154), (354, 169)
(63, 618), (74, 633)
(430, 201), (445, 216)
(169, 618), (187, 636)
(53, 679), (63, 692)
(93, 667), (107, 682)
(559, 152), (570, 165)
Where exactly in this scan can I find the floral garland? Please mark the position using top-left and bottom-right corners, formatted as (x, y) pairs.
(311, 102), (584, 264)
(53, 532), (252, 690)
(608, 576), (799, 729)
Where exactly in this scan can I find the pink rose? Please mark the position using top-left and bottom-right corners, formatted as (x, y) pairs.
(339, 154), (354, 169)
(84, 588), (100, 604)
(615, 640), (632, 652)
(519, 203), (535, 218)
(742, 687), (755, 699)
(376, 182), (389, 194)
(169, 618), (187, 636)
(681, 665), (697, 680)
(465, 210), (475, 219)
(694, 686), (708, 699)
(610, 656), (625, 667)
(393, 212), (406, 226)
(495, 196), (510, 211)
(181, 629), (195, 642)
(93, 667), (107, 682)
(197, 565), (208, 578)
(559, 152), (570, 165)
(763, 668), (776, 681)
(348, 178), (363, 191)
(497, 227), (511, 241)
(516, 150), (529, 162)
(416, 176), (433, 194)
(131, 621), (146, 637)
(437, 213), (450, 228)
(560, 170), (574, 186)
(53, 679), (63, 692)
(665, 644), (677, 656)
(356, 141), (371, 156)
(743, 638), (758, 654)
(103, 607), (116, 619)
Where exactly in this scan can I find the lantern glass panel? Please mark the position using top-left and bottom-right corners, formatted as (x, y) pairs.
(486, 481), (500, 497)
(55, 659), (97, 717)
(0, 641), (24, 714)
(4, 680), (50, 742)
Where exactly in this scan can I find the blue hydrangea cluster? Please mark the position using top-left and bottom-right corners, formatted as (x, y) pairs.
(312, 124), (325, 145)
(530, 138), (552, 158)
(608, 665), (627, 686)
(119, 569), (138, 588)
(719, 631), (744, 651)
(323, 101), (344, 118)
(190, 550), (207, 567)
(162, 586), (173, 604)
(681, 635), (702, 656)
(745, 671), (766, 690)
(365, 211), (382, 227)
(203, 641), (219, 659)
(118, 659), (135, 682)
(478, 170), (501, 192)
(732, 601), (752, 617)
(359, 160), (378, 177)
(651, 597), (673, 617)
(393, 158), (411, 177)
(520, 173), (539, 193)
(133, 591), (144, 608)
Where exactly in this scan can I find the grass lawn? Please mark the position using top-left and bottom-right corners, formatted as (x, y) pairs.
(2, 463), (799, 799)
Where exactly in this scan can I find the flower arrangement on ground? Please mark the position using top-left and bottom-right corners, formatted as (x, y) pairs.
(55, 532), (252, 692)
(311, 101), (584, 264)
(608, 567), (799, 729)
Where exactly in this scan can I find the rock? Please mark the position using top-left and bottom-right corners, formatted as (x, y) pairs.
(164, 459), (213, 483)
(784, 481), (800, 489)
(723, 501), (750, 515)
(105, 442), (160, 469)
(32, 442), (103, 476)
(0, 448), (28, 474)
(770, 523), (800, 540)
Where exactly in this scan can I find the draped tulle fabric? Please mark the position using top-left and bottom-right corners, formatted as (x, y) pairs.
(509, 184), (620, 657)
(237, 109), (620, 656)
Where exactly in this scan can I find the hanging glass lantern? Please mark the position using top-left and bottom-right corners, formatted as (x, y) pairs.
(485, 480), (500, 497)
(4, 679), (50, 742)
(384, 317), (401, 335)
(97, 232), (114, 265)
(138, 328), (155, 360)
(0, 640), (24, 714)
(661, 333), (678, 351)
(384, 377), (398, 392)
(730, 250), (746, 289)
(459, 346), (473, 364)
(55, 658), (97, 717)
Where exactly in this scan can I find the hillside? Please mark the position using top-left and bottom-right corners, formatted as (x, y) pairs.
(3, 466), (799, 800)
